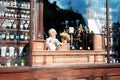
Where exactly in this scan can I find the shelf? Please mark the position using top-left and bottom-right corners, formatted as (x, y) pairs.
(0, 16), (30, 21)
(6, 6), (30, 10)
(0, 28), (30, 32)
(0, 40), (29, 44)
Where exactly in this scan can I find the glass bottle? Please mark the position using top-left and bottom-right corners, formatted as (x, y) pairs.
(20, 22), (24, 30)
(5, 10), (9, 17)
(6, 57), (11, 67)
(0, 1), (2, 5)
(10, 0), (13, 6)
(27, 2), (30, 9)
(87, 46), (91, 50)
(8, 10), (11, 17)
(14, 48), (18, 57)
(21, 2), (24, 8)
(24, 33), (29, 40)
(12, 22), (16, 29)
(79, 46), (83, 50)
(13, 0), (17, 7)
(19, 46), (24, 57)
(9, 21), (12, 29)
(15, 33), (20, 40)
(20, 33), (24, 40)
(6, 32), (10, 40)
(24, 21), (29, 29)
(21, 11), (24, 19)
(14, 59), (18, 67)
(24, 2), (27, 8)
(10, 32), (14, 40)
(21, 59), (25, 66)
(1, 32), (6, 40)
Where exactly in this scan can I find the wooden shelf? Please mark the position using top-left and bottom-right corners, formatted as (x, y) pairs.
(7, 6), (30, 10)
(0, 28), (30, 32)
(0, 16), (30, 21)
(0, 40), (29, 44)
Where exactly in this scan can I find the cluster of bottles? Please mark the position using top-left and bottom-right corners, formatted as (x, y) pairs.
(0, 45), (28, 67)
(64, 20), (92, 50)
(0, 9), (30, 19)
(0, 32), (30, 41)
(105, 50), (119, 63)
(70, 32), (92, 50)
(1, 19), (30, 30)
(0, 0), (30, 9)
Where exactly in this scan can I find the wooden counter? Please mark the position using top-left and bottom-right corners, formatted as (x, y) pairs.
(0, 64), (120, 80)
(31, 50), (105, 66)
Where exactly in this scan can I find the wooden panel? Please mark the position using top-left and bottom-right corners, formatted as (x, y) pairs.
(94, 34), (104, 50)
(32, 56), (44, 66)
(53, 55), (89, 63)
(0, 64), (120, 80)
(108, 76), (120, 80)
(32, 40), (46, 51)
(31, 51), (105, 66)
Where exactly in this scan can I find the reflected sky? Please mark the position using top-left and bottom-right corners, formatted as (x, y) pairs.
(48, 0), (120, 24)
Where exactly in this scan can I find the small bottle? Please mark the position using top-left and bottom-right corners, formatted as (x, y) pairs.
(9, 22), (12, 28)
(24, 33), (29, 40)
(20, 22), (24, 30)
(1, 32), (6, 40)
(20, 33), (24, 40)
(6, 32), (10, 40)
(6, 57), (11, 67)
(5, 10), (9, 17)
(14, 60), (18, 67)
(10, 32), (14, 40)
(15, 33), (20, 40)
(14, 13), (17, 18)
(12, 22), (17, 29)
(27, 3), (30, 9)
(21, 59), (25, 66)
(10, 0), (14, 6)
(24, 21), (29, 29)
(87, 46), (90, 50)
(13, 0), (17, 7)
(14, 48), (18, 57)
(79, 46), (83, 50)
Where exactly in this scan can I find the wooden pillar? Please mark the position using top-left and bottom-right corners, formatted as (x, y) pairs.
(39, 0), (43, 33)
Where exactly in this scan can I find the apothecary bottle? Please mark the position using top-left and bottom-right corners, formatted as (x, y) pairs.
(6, 32), (10, 40)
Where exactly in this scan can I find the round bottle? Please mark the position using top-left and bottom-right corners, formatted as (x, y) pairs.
(20, 33), (24, 40)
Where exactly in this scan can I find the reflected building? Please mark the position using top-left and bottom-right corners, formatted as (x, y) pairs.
(86, 0), (112, 34)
